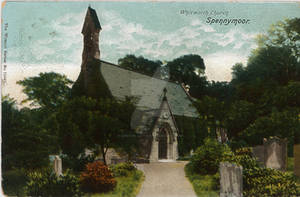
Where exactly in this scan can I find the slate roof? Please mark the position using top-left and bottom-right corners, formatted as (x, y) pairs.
(88, 7), (102, 29)
(100, 60), (198, 118)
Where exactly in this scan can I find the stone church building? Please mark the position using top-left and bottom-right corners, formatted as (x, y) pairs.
(73, 7), (198, 162)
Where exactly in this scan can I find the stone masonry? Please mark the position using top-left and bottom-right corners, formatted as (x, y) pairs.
(220, 162), (243, 197)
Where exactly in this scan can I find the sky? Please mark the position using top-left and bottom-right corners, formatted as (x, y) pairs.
(1, 1), (300, 104)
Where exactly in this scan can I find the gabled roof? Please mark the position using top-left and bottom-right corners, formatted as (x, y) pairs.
(100, 60), (199, 118)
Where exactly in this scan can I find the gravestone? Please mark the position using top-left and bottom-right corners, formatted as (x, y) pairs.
(263, 137), (287, 171)
(294, 144), (300, 177)
(252, 145), (265, 166)
(53, 155), (62, 177)
(220, 162), (243, 197)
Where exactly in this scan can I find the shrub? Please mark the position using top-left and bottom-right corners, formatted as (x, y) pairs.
(190, 137), (233, 175)
(226, 148), (300, 197)
(25, 168), (81, 197)
(79, 161), (116, 193)
(61, 153), (95, 173)
(110, 162), (136, 177)
(2, 168), (28, 196)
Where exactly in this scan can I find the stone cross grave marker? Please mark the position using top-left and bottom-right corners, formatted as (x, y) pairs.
(220, 162), (243, 197)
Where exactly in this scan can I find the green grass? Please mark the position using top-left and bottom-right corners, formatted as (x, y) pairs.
(86, 170), (144, 197)
(184, 163), (219, 197)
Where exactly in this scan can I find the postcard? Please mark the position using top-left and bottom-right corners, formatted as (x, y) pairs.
(1, 1), (300, 197)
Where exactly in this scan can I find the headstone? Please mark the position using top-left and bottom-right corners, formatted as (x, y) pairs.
(220, 162), (243, 197)
(53, 155), (62, 177)
(252, 145), (265, 166)
(294, 144), (300, 177)
(263, 137), (287, 171)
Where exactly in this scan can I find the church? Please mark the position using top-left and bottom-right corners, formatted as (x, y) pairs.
(72, 7), (199, 162)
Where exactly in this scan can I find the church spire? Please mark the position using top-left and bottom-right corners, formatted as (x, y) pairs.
(81, 6), (102, 71)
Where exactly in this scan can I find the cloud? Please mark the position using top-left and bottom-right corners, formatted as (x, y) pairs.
(7, 9), (258, 84)
(203, 52), (248, 82)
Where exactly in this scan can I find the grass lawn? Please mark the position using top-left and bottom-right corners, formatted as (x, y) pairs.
(184, 163), (219, 197)
(87, 169), (144, 197)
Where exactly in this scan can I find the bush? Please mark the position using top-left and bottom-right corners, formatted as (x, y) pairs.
(79, 161), (116, 193)
(25, 168), (81, 197)
(110, 162), (136, 177)
(61, 153), (95, 173)
(190, 137), (233, 175)
(244, 167), (300, 197)
(226, 148), (300, 197)
(2, 168), (28, 196)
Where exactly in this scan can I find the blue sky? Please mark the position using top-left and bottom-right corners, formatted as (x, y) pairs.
(1, 1), (300, 103)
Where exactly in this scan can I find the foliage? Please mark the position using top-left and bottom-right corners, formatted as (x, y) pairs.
(239, 110), (300, 146)
(25, 168), (82, 197)
(224, 100), (257, 139)
(225, 148), (300, 197)
(17, 72), (73, 109)
(92, 167), (144, 197)
(80, 161), (117, 193)
(61, 153), (96, 173)
(2, 96), (58, 170)
(243, 168), (300, 197)
(110, 162), (137, 177)
(118, 54), (163, 77)
(2, 168), (28, 197)
(184, 163), (219, 197)
(189, 138), (233, 175)
(55, 96), (137, 164)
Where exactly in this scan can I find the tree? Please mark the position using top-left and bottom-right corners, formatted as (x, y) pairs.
(166, 54), (207, 98)
(2, 96), (57, 170)
(55, 96), (137, 165)
(230, 18), (300, 103)
(239, 110), (300, 147)
(118, 55), (163, 77)
(166, 54), (205, 84)
(17, 72), (73, 110)
(224, 100), (257, 140)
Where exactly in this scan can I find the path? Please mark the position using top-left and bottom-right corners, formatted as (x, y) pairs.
(136, 161), (197, 197)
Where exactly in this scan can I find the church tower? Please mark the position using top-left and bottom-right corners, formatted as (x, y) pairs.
(71, 7), (112, 99)
(81, 6), (102, 72)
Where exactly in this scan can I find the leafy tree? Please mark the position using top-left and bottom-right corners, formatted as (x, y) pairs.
(224, 100), (257, 140)
(55, 96), (137, 165)
(231, 18), (300, 103)
(118, 55), (163, 77)
(195, 96), (227, 139)
(17, 72), (73, 110)
(239, 110), (300, 146)
(166, 54), (205, 83)
(205, 81), (233, 102)
(2, 96), (57, 170)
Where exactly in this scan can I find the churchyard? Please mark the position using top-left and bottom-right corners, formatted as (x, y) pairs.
(2, 3), (300, 197)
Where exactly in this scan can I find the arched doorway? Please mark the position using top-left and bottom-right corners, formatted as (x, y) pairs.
(158, 128), (168, 159)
